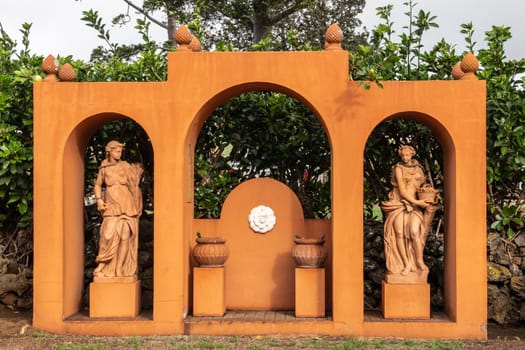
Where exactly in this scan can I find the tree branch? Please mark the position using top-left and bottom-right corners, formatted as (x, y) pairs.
(121, 0), (167, 29)
(212, 2), (252, 26)
(268, 0), (308, 26)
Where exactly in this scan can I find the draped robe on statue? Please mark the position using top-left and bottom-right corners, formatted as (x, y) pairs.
(95, 160), (143, 278)
(381, 162), (429, 276)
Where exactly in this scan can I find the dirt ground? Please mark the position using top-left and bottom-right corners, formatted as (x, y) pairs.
(0, 307), (523, 349)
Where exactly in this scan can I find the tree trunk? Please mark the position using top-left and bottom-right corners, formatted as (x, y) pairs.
(252, 0), (270, 42)
(167, 16), (176, 43)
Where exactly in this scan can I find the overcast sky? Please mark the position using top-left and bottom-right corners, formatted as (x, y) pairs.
(1, 0), (524, 60)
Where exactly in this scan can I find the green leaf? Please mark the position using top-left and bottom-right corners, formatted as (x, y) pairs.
(502, 205), (517, 217)
(18, 201), (27, 214)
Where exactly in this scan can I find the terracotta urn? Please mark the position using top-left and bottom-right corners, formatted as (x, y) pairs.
(193, 237), (229, 267)
(291, 235), (327, 268)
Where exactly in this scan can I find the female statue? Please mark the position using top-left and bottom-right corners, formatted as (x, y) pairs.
(381, 145), (437, 281)
(93, 140), (143, 279)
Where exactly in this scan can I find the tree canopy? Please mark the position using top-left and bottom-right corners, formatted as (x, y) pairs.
(92, 0), (366, 54)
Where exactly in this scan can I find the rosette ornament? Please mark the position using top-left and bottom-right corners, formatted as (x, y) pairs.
(248, 205), (276, 234)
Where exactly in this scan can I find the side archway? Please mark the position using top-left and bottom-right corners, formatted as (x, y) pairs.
(363, 111), (457, 320)
(62, 113), (154, 318)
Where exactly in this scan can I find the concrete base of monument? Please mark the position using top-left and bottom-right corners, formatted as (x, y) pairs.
(295, 268), (325, 317)
(381, 281), (430, 319)
(193, 267), (225, 316)
(89, 279), (141, 318)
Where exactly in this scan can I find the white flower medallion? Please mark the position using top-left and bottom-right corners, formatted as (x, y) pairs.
(248, 205), (276, 234)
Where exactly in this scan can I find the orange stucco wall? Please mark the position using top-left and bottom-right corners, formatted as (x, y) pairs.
(193, 178), (332, 311)
(33, 48), (486, 338)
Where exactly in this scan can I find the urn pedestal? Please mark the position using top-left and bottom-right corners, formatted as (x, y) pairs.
(295, 268), (325, 317)
(381, 281), (430, 319)
(89, 278), (141, 318)
(193, 267), (225, 316)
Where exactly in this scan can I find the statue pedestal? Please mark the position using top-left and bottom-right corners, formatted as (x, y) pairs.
(193, 267), (225, 316)
(89, 278), (141, 318)
(382, 281), (430, 319)
(295, 268), (325, 317)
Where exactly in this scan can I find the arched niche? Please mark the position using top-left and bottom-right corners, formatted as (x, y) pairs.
(193, 90), (331, 218)
(362, 111), (457, 320)
(185, 83), (333, 313)
(62, 113), (154, 319)
(186, 82), (331, 147)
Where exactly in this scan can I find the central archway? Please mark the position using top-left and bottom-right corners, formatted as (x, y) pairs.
(186, 84), (332, 313)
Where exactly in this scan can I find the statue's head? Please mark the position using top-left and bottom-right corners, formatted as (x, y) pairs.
(105, 140), (124, 159)
(105, 140), (124, 152)
(398, 145), (416, 164)
(397, 144), (416, 157)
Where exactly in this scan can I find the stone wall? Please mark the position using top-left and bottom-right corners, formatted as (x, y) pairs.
(364, 220), (525, 325)
(0, 230), (32, 310)
(487, 232), (525, 324)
